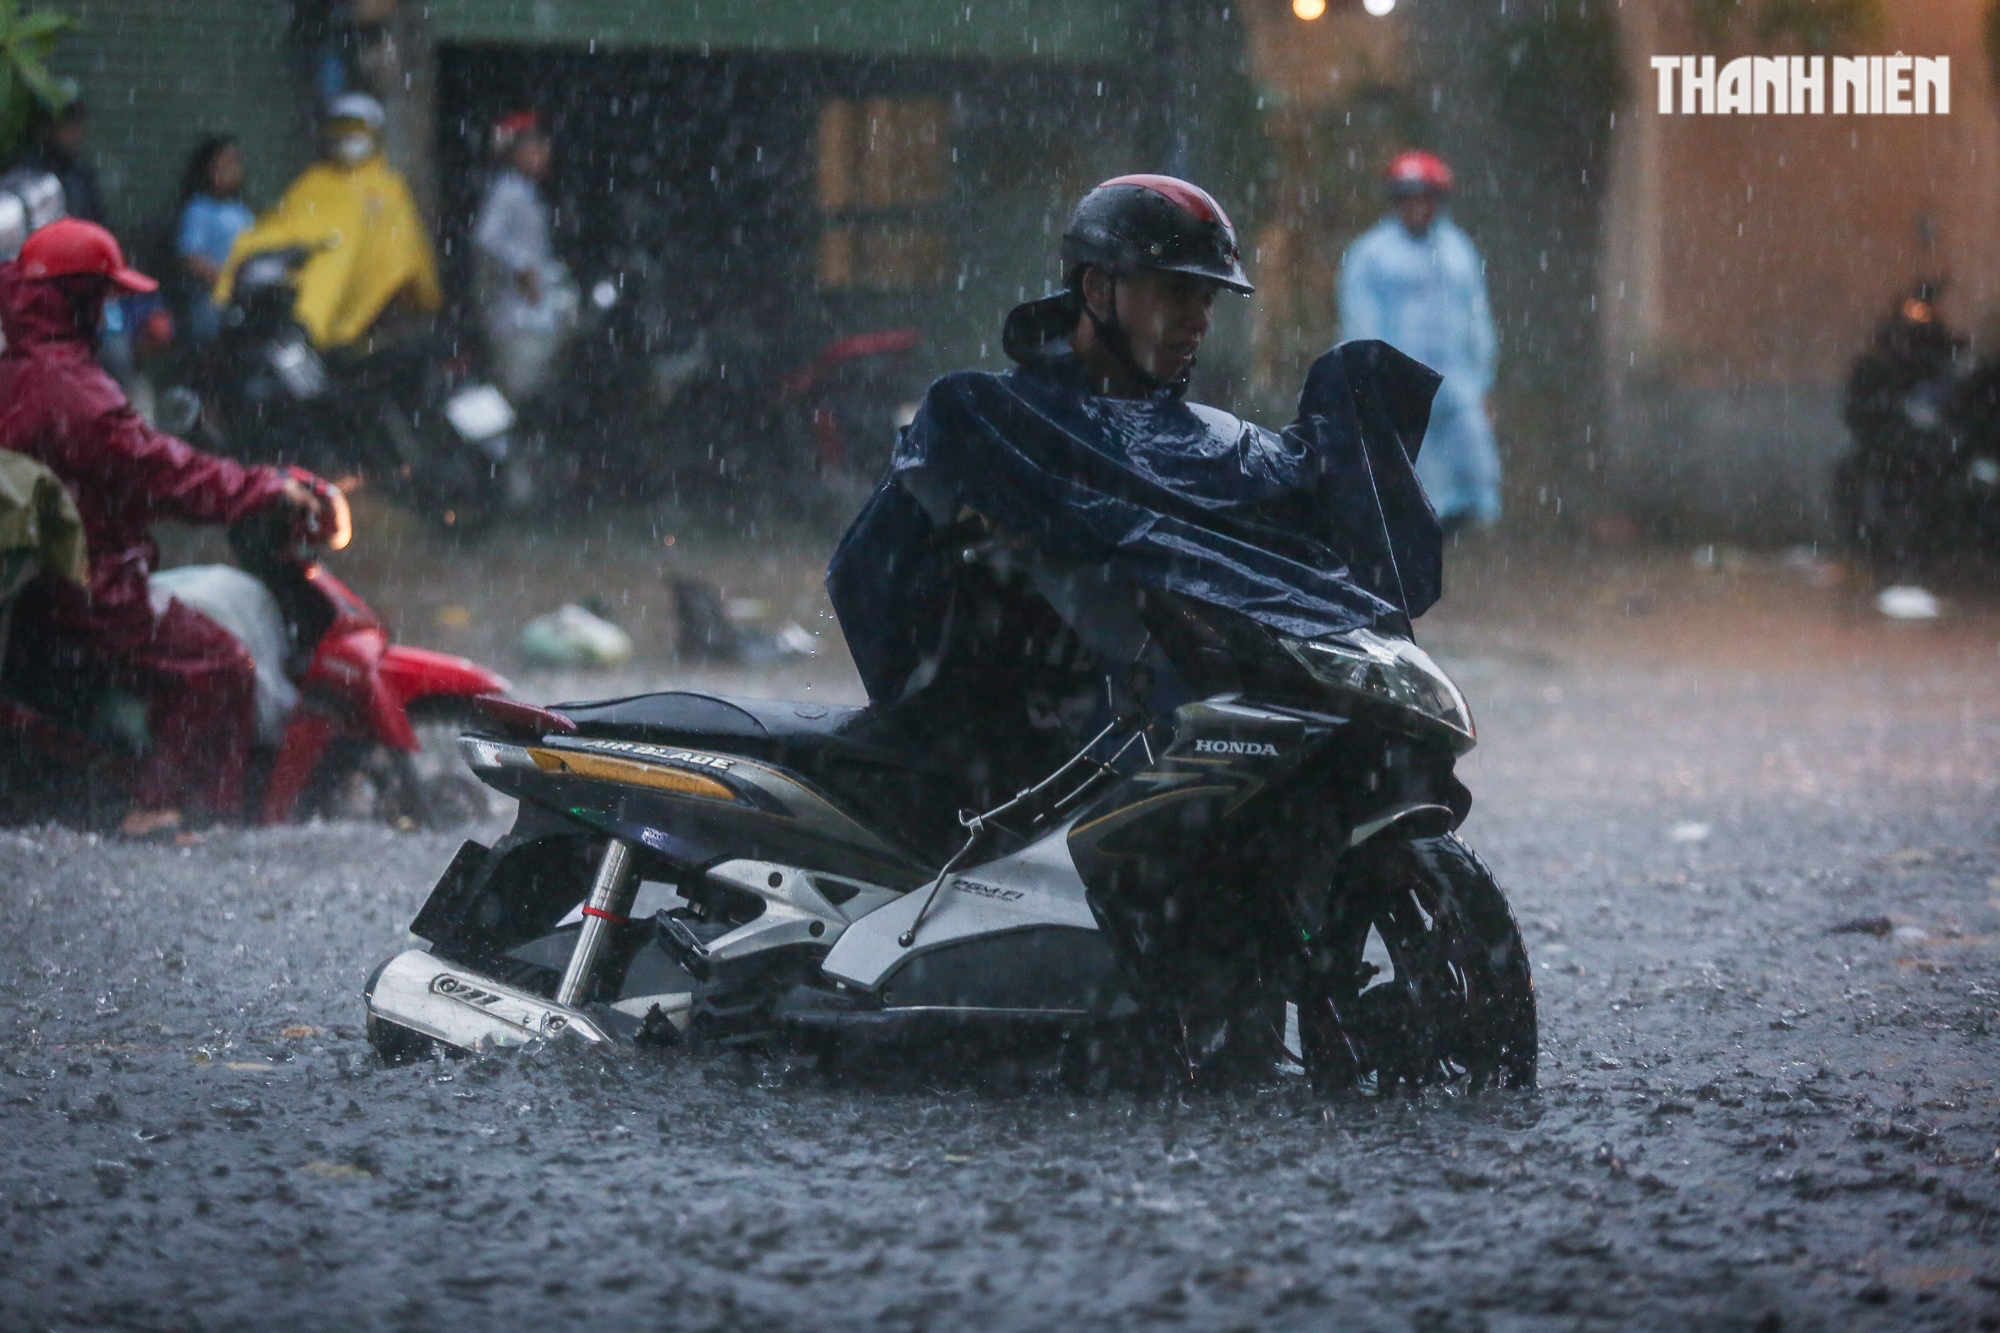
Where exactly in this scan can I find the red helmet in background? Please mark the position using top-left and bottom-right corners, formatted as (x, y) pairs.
(492, 109), (542, 155)
(1386, 150), (1454, 198)
(16, 217), (157, 292)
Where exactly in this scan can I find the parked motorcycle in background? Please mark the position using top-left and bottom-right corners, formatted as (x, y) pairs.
(1835, 281), (2000, 575)
(562, 268), (924, 507)
(535, 189), (924, 508)
(782, 328), (924, 508)
(177, 245), (522, 535)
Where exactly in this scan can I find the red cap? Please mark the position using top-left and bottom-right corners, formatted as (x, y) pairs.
(493, 109), (542, 153)
(17, 218), (158, 293)
(1386, 150), (1454, 196)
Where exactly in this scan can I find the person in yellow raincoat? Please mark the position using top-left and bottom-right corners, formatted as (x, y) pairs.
(215, 94), (441, 351)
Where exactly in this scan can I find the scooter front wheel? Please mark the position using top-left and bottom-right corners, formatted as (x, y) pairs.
(375, 698), (506, 830)
(1297, 834), (1537, 1094)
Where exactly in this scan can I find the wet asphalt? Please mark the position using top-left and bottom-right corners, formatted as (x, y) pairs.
(3, 533), (1998, 1332)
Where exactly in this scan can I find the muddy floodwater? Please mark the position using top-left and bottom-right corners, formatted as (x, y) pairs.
(3, 524), (1998, 1331)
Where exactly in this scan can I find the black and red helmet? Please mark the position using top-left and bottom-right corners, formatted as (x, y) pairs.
(1003, 174), (1252, 366)
(1060, 174), (1253, 294)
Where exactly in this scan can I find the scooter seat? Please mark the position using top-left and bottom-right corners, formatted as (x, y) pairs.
(554, 690), (870, 752)
(551, 690), (971, 859)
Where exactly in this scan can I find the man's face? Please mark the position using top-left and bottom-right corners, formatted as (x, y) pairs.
(51, 275), (108, 335)
(513, 134), (552, 182)
(326, 121), (376, 166)
(209, 145), (245, 197)
(1087, 267), (1218, 383)
(1395, 192), (1439, 236)
(51, 116), (88, 157)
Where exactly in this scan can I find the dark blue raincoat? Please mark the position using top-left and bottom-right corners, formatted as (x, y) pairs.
(826, 339), (1443, 706)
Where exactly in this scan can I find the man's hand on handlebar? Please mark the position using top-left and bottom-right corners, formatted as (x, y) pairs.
(280, 477), (325, 530)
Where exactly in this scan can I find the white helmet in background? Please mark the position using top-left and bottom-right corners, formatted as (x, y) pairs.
(326, 92), (386, 132)
(0, 169), (67, 263)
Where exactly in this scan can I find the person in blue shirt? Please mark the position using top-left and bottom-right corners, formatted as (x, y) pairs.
(174, 136), (254, 345)
(1339, 150), (1502, 532)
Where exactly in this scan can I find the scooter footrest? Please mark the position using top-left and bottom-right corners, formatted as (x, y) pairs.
(658, 914), (713, 979)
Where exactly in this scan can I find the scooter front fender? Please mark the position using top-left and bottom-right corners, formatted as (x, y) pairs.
(376, 644), (512, 749)
(303, 628), (417, 751)
(261, 630), (392, 821)
(330, 643), (507, 753)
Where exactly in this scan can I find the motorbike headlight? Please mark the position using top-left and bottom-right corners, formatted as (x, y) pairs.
(1282, 628), (1475, 749)
(324, 483), (352, 552)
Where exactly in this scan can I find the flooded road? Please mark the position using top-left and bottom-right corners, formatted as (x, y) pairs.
(4, 526), (1998, 1331)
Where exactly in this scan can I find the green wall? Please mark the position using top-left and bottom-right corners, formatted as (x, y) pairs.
(425, 0), (1128, 59)
(39, 0), (313, 245)
(31, 0), (1126, 252)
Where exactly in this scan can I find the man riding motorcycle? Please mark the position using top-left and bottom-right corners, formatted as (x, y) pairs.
(214, 93), (441, 353)
(826, 175), (1444, 1063)
(0, 218), (321, 838)
(831, 175), (1442, 804)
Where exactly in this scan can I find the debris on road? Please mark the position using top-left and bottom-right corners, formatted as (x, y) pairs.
(518, 603), (634, 668)
(1876, 585), (1941, 620)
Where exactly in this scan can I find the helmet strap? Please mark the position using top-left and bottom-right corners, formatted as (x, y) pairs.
(1081, 272), (1190, 398)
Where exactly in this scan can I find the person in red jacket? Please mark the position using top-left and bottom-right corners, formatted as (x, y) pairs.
(0, 218), (318, 837)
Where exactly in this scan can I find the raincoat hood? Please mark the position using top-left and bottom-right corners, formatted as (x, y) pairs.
(215, 155), (441, 350)
(0, 262), (95, 350)
(0, 257), (288, 620)
(828, 338), (1444, 705)
(1001, 292), (1081, 367)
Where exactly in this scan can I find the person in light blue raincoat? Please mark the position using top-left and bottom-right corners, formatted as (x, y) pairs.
(1339, 150), (1501, 530)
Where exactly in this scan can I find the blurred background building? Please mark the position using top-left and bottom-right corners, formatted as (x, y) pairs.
(27, 0), (2000, 541)
(1599, 0), (2000, 541)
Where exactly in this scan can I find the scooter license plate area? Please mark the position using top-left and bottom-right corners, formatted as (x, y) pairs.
(444, 384), (517, 442)
(267, 339), (330, 399)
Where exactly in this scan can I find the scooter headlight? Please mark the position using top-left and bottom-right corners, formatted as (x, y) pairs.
(324, 483), (352, 552)
(1282, 628), (1475, 749)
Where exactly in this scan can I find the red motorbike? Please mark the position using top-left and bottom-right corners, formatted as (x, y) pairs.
(0, 473), (513, 828)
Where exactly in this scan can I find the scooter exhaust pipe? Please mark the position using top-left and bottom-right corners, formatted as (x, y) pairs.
(556, 838), (638, 1008)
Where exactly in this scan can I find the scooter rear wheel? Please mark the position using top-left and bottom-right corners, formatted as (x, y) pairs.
(1296, 834), (1537, 1094)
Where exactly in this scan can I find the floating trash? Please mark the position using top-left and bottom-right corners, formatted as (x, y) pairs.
(1875, 585), (1940, 620)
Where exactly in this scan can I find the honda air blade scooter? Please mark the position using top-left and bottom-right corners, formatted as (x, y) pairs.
(365, 579), (1537, 1093)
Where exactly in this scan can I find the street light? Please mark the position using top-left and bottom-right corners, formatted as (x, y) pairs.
(1363, 0), (1396, 13)
(1293, 0), (1327, 19)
